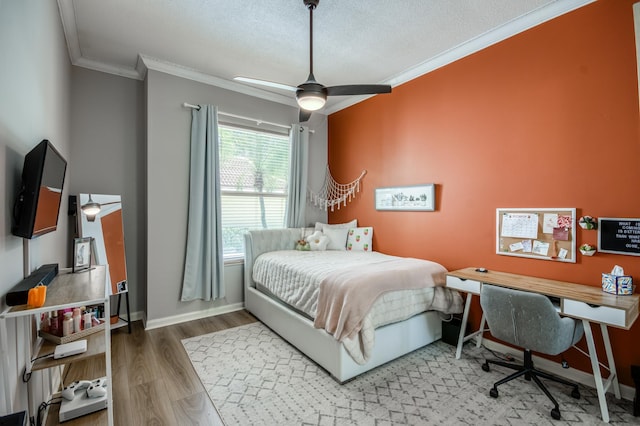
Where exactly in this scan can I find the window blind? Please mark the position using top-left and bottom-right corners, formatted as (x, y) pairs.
(218, 124), (290, 258)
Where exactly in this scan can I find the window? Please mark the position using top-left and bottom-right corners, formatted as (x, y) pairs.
(218, 124), (290, 259)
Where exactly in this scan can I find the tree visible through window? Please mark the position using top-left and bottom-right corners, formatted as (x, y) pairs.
(218, 124), (290, 258)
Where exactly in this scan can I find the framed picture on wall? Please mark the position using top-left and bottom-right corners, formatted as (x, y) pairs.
(375, 184), (435, 211)
(73, 237), (92, 273)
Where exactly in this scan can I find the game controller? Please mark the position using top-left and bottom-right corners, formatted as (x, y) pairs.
(62, 380), (92, 400)
(62, 378), (108, 400)
(86, 378), (107, 398)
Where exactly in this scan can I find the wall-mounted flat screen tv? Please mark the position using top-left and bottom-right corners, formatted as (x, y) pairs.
(12, 139), (67, 239)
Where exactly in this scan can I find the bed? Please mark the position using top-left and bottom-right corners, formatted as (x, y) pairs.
(243, 227), (463, 383)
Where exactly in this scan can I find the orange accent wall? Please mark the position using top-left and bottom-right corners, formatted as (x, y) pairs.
(328, 1), (640, 386)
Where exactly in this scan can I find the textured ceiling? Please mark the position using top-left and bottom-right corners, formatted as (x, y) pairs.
(57, 0), (593, 113)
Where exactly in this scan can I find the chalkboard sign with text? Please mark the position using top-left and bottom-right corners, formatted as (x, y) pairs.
(598, 218), (640, 256)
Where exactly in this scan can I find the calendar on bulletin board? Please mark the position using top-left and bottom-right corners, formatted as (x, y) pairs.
(496, 208), (576, 263)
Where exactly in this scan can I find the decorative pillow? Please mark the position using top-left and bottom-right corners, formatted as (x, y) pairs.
(346, 227), (373, 252)
(321, 226), (350, 250)
(306, 231), (329, 251)
(314, 219), (357, 232)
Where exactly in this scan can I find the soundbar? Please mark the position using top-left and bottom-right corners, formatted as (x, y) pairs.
(6, 263), (58, 306)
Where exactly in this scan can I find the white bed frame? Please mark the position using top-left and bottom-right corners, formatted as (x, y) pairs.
(243, 228), (443, 383)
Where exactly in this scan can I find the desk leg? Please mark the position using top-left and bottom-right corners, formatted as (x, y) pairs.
(583, 319), (610, 423)
(600, 324), (621, 399)
(476, 313), (486, 348)
(455, 293), (473, 359)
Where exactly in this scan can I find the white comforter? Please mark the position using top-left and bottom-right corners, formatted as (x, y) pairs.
(252, 250), (463, 364)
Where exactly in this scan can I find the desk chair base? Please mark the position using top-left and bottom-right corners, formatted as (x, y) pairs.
(482, 349), (580, 420)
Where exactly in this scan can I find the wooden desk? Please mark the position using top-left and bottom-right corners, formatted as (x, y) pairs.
(446, 267), (640, 423)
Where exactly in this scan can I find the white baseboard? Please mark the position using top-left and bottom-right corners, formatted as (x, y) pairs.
(479, 338), (635, 401)
(143, 303), (245, 330)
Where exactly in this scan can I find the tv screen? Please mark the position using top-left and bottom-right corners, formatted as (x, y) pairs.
(12, 140), (67, 239)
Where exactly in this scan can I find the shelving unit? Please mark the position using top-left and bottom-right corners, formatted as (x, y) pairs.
(0, 266), (113, 425)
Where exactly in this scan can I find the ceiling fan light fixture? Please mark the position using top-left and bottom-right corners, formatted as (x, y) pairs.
(81, 194), (101, 217)
(297, 92), (326, 111)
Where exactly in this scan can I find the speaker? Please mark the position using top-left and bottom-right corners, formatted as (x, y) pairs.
(6, 264), (58, 306)
(442, 317), (467, 346)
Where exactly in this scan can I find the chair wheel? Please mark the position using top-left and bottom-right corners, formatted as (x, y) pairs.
(489, 388), (499, 398)
(482, 363), (490, 372)
(571, 388), (580, 399)
(551, 407), (561, 420)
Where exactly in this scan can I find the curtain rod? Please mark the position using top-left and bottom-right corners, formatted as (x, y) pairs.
(182, 102), (301, 131)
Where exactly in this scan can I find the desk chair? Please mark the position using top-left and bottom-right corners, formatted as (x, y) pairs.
(479, 284), (584, 420)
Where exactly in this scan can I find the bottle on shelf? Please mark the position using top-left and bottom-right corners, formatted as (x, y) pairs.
(83, 311), (92, 330)
(72, 308), (82, 333)
(62, 312), (73, 337)
(50, 311), (60, 336)
(40, 312), (50, 333)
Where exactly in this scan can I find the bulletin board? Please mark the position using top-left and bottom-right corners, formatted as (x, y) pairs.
(496, 208), (576, 263)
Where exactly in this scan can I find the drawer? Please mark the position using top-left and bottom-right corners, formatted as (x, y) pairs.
(446, 276), (481, 294)
(563, 299), (626, 327)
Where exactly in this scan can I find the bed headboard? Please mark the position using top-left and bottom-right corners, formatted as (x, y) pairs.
(244, 227), (314, 290)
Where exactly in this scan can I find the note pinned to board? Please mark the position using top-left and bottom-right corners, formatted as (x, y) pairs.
(553, 227), (569, 241)
(509, 241), (524, 252)
(543, 214), (558, 234)
(532, 240), (550, 256)
(509, 240), (533, 252)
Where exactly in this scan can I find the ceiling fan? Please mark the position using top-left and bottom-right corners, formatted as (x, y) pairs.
(234, 0), (392, 122)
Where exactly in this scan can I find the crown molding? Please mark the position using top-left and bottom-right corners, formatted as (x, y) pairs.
(324, 0), (595, 115)
(138, 55), (298, 107)
(57, 0), (143, 80)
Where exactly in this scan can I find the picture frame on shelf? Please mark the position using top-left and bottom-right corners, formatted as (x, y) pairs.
(73, 237), (92, 273)
(375, 184), (435, 211)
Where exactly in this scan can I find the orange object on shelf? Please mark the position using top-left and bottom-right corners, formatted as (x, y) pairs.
(110, 315), (119, 325)
(27, 285), (47, 308)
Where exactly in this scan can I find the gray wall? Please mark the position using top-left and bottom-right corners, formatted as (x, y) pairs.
(0, 0), (328, 359)
(0, 0), (72, 413)
(145, 69), (327, 327)
(68, 67), (145, 319)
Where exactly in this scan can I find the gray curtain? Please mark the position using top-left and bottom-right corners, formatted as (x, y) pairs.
(181, 105), (225, 301)
(285, 124), (309, 227)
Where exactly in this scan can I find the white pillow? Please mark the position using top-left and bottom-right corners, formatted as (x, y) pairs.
(322, 226), (350, 250)
(347, 227), (374, 252)
(306, 231), (329, 251)
(314, 219), (357, 232)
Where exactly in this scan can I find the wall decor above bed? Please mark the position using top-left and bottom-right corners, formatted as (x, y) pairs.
(308, 166), (366, 212)
(374, 184), (435, 211)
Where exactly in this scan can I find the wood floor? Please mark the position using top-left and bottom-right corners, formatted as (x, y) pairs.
(46, 310), (258, 426)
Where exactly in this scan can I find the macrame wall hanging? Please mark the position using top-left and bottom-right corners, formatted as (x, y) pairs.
(308, 166), (366, 211)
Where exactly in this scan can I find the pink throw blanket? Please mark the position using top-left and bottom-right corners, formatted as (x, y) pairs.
(313, 258), (448, 341)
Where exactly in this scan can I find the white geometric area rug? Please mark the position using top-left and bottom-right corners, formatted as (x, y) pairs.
(182, 322), (636, 426)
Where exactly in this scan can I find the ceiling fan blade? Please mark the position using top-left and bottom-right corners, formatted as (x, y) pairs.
(234, 76), (297, 92)
(299, 109), (312, 122)
(326, 85), (392, 97)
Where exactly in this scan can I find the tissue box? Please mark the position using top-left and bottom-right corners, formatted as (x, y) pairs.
(602, 273), (634, 295)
